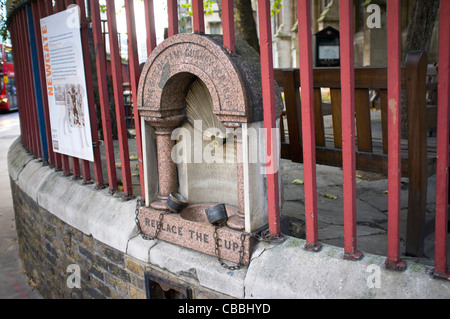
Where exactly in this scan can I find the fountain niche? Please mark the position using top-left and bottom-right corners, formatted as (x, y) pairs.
(136, 34), (283, 265)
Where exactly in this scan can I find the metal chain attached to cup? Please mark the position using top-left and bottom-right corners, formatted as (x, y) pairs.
(134, 196), (168, 241)
(135, 198), (285, 270)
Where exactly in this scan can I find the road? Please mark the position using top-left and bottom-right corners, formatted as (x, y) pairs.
(0, 111), (42, 299)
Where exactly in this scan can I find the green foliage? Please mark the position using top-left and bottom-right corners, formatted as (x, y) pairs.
(0, 0), (8, 41)
(254, 0), (283, 18)
(271, 0), (283, 17)
(181, 0), (216, 16)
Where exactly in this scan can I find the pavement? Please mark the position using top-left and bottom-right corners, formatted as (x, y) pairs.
(279, 159), (445, 265)
(1, 109), (448, 299)
(0, 111), (43, 299)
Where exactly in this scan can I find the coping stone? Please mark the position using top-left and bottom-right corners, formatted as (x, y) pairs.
(8, 138), (450, 299)
(244, 236), (450, 299)
(7, 138), (33, 181)
(9, 137), (138, 253)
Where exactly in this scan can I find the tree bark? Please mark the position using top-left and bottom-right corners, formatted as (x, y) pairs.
(403, 0), (440, 60)
(216, 0), (260, 53)
(401, 0), (440, 138)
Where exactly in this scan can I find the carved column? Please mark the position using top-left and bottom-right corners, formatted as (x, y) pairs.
(224, 122), (245, 230)
(147, 114), (185, 210)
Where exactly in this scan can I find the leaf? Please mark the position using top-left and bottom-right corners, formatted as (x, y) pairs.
(129, 155), (138, 161)
(292, 179), (304, 185)
(383, 190), (388, 194)
(115, 162), (121, 168)
(324, 193), (338, 200)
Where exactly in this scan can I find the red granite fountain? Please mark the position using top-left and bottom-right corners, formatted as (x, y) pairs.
(136, 34), (283, 265)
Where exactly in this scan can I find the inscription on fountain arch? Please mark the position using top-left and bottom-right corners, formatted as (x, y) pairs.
(141, 39), (246, 119)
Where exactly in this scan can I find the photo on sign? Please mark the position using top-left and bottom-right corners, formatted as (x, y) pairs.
(54, 84), (65, 104)
(65, 83), (85, 128)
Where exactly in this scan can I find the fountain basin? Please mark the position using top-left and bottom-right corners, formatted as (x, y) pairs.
(138, 205), (252, 265)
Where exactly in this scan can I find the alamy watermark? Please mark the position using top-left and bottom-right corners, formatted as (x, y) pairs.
(171, 120), (280, 174)
(366, 264), (381, 289)
(366, 4), (382, 29)
(66, 264), (81, 289)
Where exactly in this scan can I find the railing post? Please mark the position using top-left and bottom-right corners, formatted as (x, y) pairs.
(433, 0), (450, 279)
(125, 0), (145, 200)
(339, 0), (362, 261)
(45, 0), (53, 15)
(76, 0), (105, 188)
(167, 0), (178, 37)
(144, 0), (157, 54)
(385, 0), (406, 271)
(192, 0), (205, 34)
(10, 17), (26, 149)
(221, 0), (235, 53)
(36, 0), (56, 168)
(257, 0), (281, 236)
(45, 0), (63, 171)
(90, 0), (118, 193)
(29, 1), (49, 164)
(53, 0), (72, 177)
(297, 0), (320, 252)
(106, 0), (133, 198)
(22, 8), (41, 159)
(55, 0), (64, 11)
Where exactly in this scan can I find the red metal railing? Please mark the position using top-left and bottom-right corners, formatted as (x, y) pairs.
(90, 0), (117, 192)
(106, 0), (132, 197)
(297, 0), (319, 252)
(6, 0), (449, 278)
(167, 0), (178, 38)
(434, 0), (450, 279)
(258, 0), (281, 236)
(339, 0), (361, 261)
(385, 0), (405, 271)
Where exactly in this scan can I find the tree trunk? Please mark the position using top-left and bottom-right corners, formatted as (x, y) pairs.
(216, 0), (260, 53)
(401, 0), (440, 138)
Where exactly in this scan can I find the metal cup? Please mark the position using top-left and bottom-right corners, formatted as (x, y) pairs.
(166, 192), (188, 213)
(205, 204), (228, 225)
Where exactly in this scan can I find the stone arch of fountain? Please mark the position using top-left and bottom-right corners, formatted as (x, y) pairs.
(136, 33), (283, 264)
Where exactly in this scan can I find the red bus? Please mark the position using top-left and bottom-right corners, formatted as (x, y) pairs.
(0, 43), (18, 111)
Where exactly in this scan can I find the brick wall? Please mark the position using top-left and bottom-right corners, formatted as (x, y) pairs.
(11, 178), (147, 299)
(10, 177), (228, 299)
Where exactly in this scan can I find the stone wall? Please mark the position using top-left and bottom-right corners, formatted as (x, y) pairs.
(10, 176), (229, 299)
(12, 180), (142, 298)
(8, 138), (450, 299)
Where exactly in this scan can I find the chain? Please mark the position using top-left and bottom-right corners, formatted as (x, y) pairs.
(213, 225), (246, 271)
(246, 228), (285, 243)
(135, 197), (285, 269)
(134, 196), (167, 241)
(213, 226), (285, 271)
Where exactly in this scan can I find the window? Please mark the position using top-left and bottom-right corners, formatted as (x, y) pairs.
(5, 49), (13, 63)
(209, 22), (221, 35)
